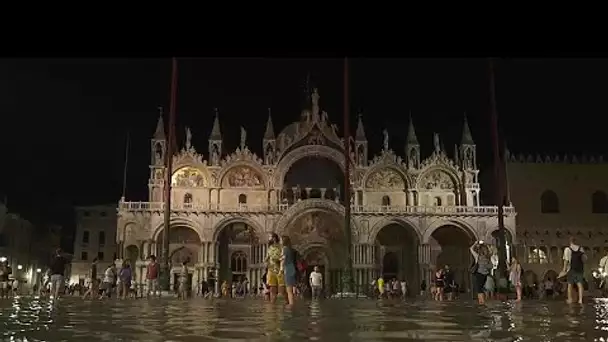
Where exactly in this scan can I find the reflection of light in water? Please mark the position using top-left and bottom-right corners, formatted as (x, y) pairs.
(308, 300), (322, 340)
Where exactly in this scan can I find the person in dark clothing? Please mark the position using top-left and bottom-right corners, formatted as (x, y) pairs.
(0, 261), (11, 299)
(562, 236), (587, 304)
(82, 258), (98, 299)
(49, 248), (68, 299)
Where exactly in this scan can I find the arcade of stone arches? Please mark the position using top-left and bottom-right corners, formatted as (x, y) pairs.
(120, 216), (509, 294)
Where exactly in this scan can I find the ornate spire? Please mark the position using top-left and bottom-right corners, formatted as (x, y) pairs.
(406, 111), (419, 145)
(355, 113), (366, 141)
(461, 112), (474, 145)
(209, 108), (222, 141)
(154, 106), (165, 139)
(301, 72), (313, 108)
(264, 108), (275, 140)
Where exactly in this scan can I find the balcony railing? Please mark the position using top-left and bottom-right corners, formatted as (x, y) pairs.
(118, 201), (515, 216)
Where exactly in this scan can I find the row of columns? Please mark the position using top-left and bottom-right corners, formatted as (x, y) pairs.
(124, 241), (468, 295)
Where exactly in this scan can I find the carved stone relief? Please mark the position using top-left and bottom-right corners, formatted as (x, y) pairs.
(419, 170), (455, 190)
(289, 211), (343, 246)
(365, 169), (405, 190)
(222, 166), (263, 188)
(171, 247), (194, 265)
(172, 167), (206, 187)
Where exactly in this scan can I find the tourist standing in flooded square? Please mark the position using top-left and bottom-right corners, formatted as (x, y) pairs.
(146, 255), (160, 298)
(470, 241), (491, 304)
(265, 233), (282, 303)
(280, 235), (297, 306)
(562, 236), (587, 304)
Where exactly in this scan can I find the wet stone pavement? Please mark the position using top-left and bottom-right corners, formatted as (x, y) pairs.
(1, 296), (607, 341)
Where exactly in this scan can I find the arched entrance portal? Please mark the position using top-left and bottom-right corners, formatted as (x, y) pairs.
(375, 222), (420, 290)
(285, 209), (347, 294)
(301, 245), (330, 294)
(283, 156), (344, 204)
(216, 222), (258, 284)
(156, 225), (201, 293)
(124, 245), (139, 264)
(429, 224), (475, 293)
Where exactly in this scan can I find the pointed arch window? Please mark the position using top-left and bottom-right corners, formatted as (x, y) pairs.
(231, 251), (248, 274)
(184, 193), (193, 208)
(381, 195), (391, 208)
(592, 191), (608, 213)
(540, 190), (560, 213)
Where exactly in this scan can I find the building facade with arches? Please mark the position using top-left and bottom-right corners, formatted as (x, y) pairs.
(504, 152), (608, 285)
(116, 87), (517, 293)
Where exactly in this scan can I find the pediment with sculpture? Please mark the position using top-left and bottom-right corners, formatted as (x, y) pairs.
(364, 168), (406, 190)
(417, 169), (457, 191)
(172, 166), (207, 188)
(221, 165), (265, 188)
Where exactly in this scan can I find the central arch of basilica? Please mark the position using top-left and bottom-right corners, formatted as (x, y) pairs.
(116, 86), (517, 293)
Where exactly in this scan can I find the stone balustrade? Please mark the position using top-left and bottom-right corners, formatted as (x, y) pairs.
(118, 200), (515, 216)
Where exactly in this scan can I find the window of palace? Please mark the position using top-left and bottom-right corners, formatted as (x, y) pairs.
(184, 193), (193, 204)
(381, 195), (391, 206)
(81, 251), (88, 261)
(528, 247), (548, 264)
(99, 231), (105, 247)
(238, 194), (247, 205)
(82, 231), (90, 244)
(592, 191), (608, 214)
(231, 251), (247, 274)
(540, 190), (560, 213)
(434, 197), (442, 206)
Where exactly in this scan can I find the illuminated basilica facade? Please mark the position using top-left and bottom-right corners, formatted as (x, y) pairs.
(116, 87), (516, 293)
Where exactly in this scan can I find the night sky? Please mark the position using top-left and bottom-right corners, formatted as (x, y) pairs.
(1, 58), (607, 245)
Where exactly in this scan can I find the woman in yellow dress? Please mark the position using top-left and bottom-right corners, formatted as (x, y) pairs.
(265, 233), (283, 303)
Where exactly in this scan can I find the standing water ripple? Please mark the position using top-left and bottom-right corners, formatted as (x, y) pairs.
(1, 296), (608, 341)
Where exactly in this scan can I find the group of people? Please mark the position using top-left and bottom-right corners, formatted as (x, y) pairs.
(468, 236), (589, 305)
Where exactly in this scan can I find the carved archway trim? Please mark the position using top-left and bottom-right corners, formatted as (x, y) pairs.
(415, 166), (461, 190)
(120, 221), (139, 243)
(151, 217), (204, 242)
(211, 216), (264, 243)
(422, 219), (478, 244)
(362, 165), (410, 190)
(273, 199), (359, 239)
(218, 161), (269, 189)
(483, 224), (517, 245)
(299, 242), (331, 266)
(369, 218), (422, 244)
(274, 145), (345, 188)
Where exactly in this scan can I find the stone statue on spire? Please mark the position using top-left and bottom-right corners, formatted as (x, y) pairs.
(185, 127), (192, 150)
(383, 129), (389, 151)
(311, 88), (320, 122)
(434, 133), (441, 153)
(240, 126), (247, 149)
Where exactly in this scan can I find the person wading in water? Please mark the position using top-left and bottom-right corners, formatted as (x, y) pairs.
(561, 236), (587, 304)
(470, 241), (491, 305)
(264, 233), (283, 303)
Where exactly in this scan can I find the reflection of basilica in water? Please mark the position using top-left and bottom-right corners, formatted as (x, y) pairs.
(116, 86), (516, 293)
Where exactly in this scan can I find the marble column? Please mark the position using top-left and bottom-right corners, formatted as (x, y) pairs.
(418, 243), (431, 290)
(214, 268), (220, 295)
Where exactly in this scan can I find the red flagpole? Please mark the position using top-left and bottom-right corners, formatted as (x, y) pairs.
(162, 57), (178, 291)
(488, 59), (508, 278)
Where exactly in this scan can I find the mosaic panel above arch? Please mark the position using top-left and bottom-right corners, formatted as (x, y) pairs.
(364, 167), (407, 190)
(417, 168), (458, 191)
(220, 165), (265, 189)
(172, 166), (207, 187)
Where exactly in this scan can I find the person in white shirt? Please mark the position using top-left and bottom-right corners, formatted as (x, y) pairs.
(561, 236), (587, 304)
(309, 266), (323, 299)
